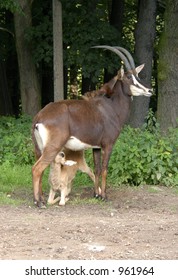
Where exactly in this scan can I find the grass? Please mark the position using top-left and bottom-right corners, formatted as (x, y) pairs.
(0, 163), (50, 206)
(0, 163), (97, 206)
(1, 162), (177, 207)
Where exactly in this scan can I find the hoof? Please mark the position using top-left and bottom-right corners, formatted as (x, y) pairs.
(94, 193), (101, 199)
(59, 202), (65, 206)
(34, 200), (46, 208)
(94, 194), (107, 201)
(40, 204), (47, 209)
(101, 196), (108, 202)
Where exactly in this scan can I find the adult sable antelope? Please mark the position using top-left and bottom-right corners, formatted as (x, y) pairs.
(32, 46), (152, 207)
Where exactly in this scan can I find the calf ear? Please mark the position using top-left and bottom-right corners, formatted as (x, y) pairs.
(64, 160), (77, 166)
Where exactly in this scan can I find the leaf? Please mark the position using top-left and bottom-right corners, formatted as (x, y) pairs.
(156, 173), (162, 180)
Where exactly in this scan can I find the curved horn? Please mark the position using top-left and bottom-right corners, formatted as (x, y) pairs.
(91, 45), (132, 71)
(114, 46), (135, 69)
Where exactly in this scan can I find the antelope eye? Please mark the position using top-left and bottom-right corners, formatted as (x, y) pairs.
(127, 74), (132, 79)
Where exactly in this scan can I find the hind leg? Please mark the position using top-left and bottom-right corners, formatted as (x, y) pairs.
(32, 147), (63, 207)
(79, 153), (95, 183)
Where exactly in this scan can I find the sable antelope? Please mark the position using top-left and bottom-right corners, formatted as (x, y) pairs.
(48, 148), (95, 206)
(32, 46), (152, 207)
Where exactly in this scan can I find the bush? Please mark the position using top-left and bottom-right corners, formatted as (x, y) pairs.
(0, 115), (34, 165)
(108, 126), (178, 187)
(0, 115), (177, 187)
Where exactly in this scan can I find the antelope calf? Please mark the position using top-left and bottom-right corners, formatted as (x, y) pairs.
(48, 148), (95, 206)
(32, 45), (152, 207)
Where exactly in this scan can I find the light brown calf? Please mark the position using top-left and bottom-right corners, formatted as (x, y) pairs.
(48, 148), (95, 206)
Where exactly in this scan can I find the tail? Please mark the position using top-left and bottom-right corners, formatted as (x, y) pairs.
(32, 122), (42, 160)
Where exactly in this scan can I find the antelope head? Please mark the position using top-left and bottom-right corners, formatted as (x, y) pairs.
(92, 45), (152, 98)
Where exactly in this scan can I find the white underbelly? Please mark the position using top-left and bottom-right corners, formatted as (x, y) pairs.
(65, 136), (100, 151)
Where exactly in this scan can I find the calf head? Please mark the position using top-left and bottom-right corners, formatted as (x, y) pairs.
(54, 151), (77, 166)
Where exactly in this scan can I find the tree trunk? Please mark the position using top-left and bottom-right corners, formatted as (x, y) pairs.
(157, 0), (178, 133)
(109, 0), (124, 34)
(53, 0), (64, 101)
(0, 60), (13, 115)
(129, 0), (156, 127)
(14, 0), (41, 116)
(104, 0), (124, 83)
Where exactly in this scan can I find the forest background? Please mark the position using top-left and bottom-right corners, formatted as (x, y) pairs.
(0, 0), (177, 205)
(1, 0), (178, 131)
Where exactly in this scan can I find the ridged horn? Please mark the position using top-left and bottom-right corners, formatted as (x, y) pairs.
(91, 45), (132, 71)
(114, 46), (135, 70)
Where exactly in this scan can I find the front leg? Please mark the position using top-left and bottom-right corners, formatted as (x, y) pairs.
(59, 187), (67, 206)
(93, 148), (101, 198)
(47, 189), (60, 205)
(101, 146), (113, 200)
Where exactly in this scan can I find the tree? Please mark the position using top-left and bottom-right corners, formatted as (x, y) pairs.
(14, 0), (41, 116)
(129, 0), (157, 128)
(157, 0), (178, 132)
(0, 2), (18, 115)
(109, 0), (124, 35)
(53, 0), (64, 101)
(0, 60), (13, 115)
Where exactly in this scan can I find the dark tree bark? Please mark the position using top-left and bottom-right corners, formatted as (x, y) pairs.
(14, 0), (41, 116)
(0, 60), (13, 115)
(104, 0), (124, 83)
(157, 0), (178, 132)
(109, 0), (124, 34)
(53, 0), (64, 101)
(129, 0), (156, 127)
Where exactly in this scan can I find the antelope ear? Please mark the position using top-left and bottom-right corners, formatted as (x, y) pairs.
(117, 65), (124, 80)
(64, 160), (77, 166)
(135, 64), (145, 75)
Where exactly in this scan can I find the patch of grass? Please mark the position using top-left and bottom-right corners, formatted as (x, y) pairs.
(147, 186), (161, 193)
(0, 163), (50, 205)
(0, 192), (24, 206)
(73, 171), (94, 189)
(69, 197), (104, 206)
(0, 162), (32, 189)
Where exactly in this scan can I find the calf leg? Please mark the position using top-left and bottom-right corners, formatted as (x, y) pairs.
(79, 160), (95, 183)
(59, 181), (72, 206)
(47, 189), (60, 205)
(59, 186), (67, 206)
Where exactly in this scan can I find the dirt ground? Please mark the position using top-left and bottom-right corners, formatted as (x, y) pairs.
(0, 185), (178, 260)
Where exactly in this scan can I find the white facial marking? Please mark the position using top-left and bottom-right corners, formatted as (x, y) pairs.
(34, 123), (49, 152)
(130, 75), (152, 97)
(65, 136), (100, 151)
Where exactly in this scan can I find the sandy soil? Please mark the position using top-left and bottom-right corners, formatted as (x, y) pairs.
(0, 185), (178, 260)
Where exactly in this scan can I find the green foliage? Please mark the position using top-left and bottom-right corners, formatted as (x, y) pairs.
(0, 116), (177, 188)
(62, 0), (121, 82)
(0, 115), (34, 165)
(108, 126), (178, 187)
(25, 11), (53, 66)
(0, 0), (20, 12)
